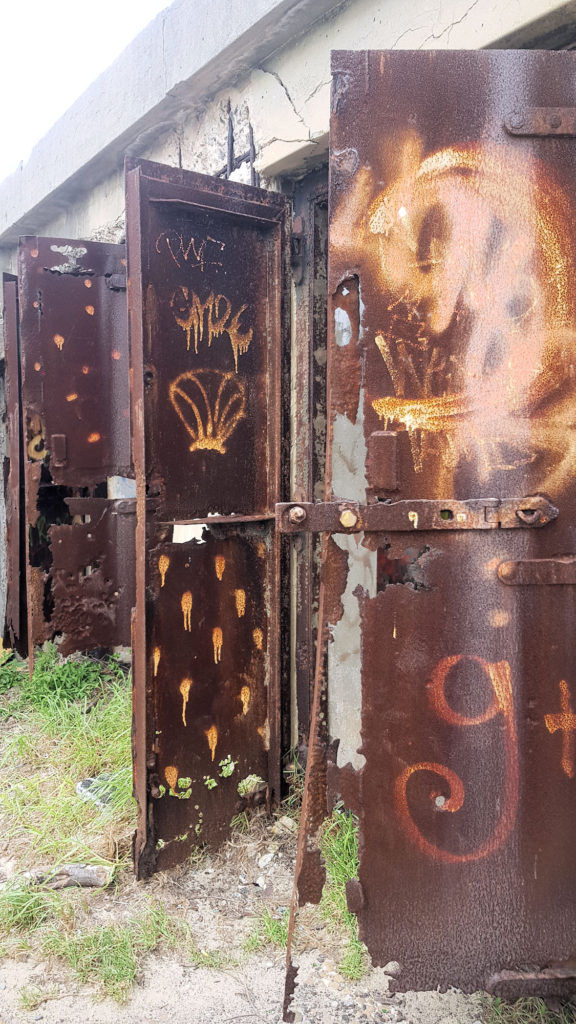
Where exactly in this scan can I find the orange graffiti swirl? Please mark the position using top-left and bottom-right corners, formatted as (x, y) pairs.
(394, 655), (518, 863)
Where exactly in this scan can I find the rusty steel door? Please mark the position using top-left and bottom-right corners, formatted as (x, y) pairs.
(18, 237), (134, 656)
(126, 159), (289, 876)
(286, 49), (576, 1000)
(2, 274), (26, 653)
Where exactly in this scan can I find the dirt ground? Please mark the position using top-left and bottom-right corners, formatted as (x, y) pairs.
(0, 819), (487, 1024)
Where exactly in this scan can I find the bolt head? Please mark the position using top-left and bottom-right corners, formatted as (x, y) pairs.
(339, 508), (358, 529)
(288, 505), (307, 525)
(508, 110), (524, 130)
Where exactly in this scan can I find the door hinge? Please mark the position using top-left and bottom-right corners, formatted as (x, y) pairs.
(275, 496), (558, 534)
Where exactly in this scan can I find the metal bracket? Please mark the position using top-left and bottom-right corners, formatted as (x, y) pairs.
(504, 107), (576, 136)
(276, 496), (558, 534)
(498, 555), (576, 586)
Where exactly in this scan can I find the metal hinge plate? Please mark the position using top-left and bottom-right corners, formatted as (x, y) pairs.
(276, 496), (558, 534)
(504, 107), (576, 136)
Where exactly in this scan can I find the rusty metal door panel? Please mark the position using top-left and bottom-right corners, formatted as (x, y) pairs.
(18, 237), (131, 485)
(144, 529), (272, 871)
(2, 274), (26, 653)
(126, 159), (289, 877)
(322, 49), (576, 994)
(50, 498), (136, 656)
(17, 237), (134, 655)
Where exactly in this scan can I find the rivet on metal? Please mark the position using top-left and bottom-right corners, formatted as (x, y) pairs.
(289, 505), (307, 525)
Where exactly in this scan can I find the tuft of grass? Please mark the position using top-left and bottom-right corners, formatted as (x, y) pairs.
(485, 997), (576, 1024)
(42, 900), (185, 1003)
(244, 907), (289, 953)
(0, 649), (27, 694)
(0, 880), (61, 932)
(18, 983), (61, 1011)
(0, 659), (135, 867)
(188, 944), (237, 969)
(320, 807), (369, 980)
(19, 644), (119, 708)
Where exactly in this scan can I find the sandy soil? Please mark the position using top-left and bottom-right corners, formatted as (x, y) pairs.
(0, 819), (487, 1024)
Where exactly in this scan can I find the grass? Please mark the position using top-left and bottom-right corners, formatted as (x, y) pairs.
(18, 983), (61, 1011)
(0, 879), (61, 932)
(0, 648), (27, 694)
(485, 998), (576, 1023)
(41, 900), (185, 1002)
(0, 646), (135, 867)
(244, 906), (289, 953)
(319, 807), (369, 980)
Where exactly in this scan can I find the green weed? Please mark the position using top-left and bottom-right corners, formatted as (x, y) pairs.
(42, 900), (184, 1002)
(244, 907), (289, 953)
(18, 983), (61, 1011)
(485, 997), (576, 1023)
(320, 807), (369, 981)
(0, 665), (135, 866)
(0, 649), (26, 694)
(0, 880), (60, 932)
(20, 645), (109, 706)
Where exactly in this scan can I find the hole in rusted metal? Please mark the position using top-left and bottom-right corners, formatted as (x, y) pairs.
(439, 508), (454, 521)
(377, 545), (431, 590)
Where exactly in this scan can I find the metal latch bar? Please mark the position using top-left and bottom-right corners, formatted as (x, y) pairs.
(504, 107), (576, 136)
(498, 555), (576, 586)
(276, 496), (558, 534)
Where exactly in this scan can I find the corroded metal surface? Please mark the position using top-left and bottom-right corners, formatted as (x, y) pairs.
(321, 48), (576, 994)
(18, 237), (131, 486)
(17, 237), (133, 655)
(126, 159), (289, 877)
(2, 274), (26, 653)
(50, 498), (136, 656)
(285, 50), (576, 1010)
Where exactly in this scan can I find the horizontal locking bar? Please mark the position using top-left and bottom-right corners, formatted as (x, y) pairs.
(498, 555), (576, 586)
(276, 496), (558, 534)
(504, 107), (576, 136)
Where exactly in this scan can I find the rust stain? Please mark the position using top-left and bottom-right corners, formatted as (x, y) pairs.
(205, 724), (218, 761)
(165, 765), (178, 791)
(84, 278), (92, 288)
(181, 591), (193, 631)
(66, 393), (78, 403)
(112, 350), (121, 360)
(212, 627), (223, 663)
(34, 362), (41, 372)
(53, 334), (65, 350)
(258, 719), (270, 750)
(215, 555), (226, 580)
(179, 678), (193, 726)
(545, 680), (576, 779)
(81, 365), (90, 375)
(87, 432), (101, 444)
(85, 305), (95, 316)
(234, 588), (246, 617)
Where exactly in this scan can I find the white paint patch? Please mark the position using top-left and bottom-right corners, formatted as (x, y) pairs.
(172, 524), (206, 543)
(334, 306), (352, 347)
(49, 244), (88, 273)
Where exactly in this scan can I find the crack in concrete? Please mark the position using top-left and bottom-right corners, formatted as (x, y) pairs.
(259, 67), (308, 128)
(418, 0), (480, 48)
(306, 78), (331, 103)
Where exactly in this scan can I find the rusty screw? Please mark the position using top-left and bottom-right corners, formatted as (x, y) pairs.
(339, 508), (358, 529)
(288, 505), (307, 525)
(508, 110), (524, 130)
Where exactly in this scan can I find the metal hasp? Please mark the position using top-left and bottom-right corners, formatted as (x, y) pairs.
(125, 159), (290, 878)
(288, 48), (576, 1004)
(2, 275), (27, 653)
(17, 237), (134, 657)
(276, 496), (558, 534)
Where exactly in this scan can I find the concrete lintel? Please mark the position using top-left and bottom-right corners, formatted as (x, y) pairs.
(0, 0), (348, 248)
